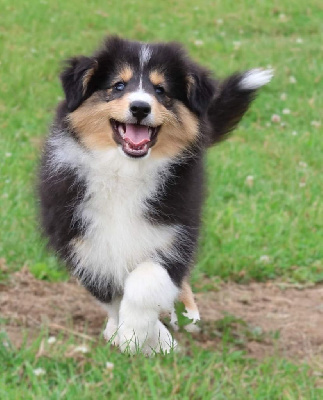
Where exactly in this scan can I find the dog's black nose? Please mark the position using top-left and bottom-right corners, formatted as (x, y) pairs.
(130, 101), (151, 120)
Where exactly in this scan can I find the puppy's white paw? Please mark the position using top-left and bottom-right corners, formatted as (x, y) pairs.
(103, 319), (119, 346)
(239, 68), (274, 90)
(170, 308), (179, 331)
(118, 323), (150, 355)
(182, 307), (201, 333)
(146, 320), (177, 355)
(184, 322), (201, 333)
(118, 320), (177, 356)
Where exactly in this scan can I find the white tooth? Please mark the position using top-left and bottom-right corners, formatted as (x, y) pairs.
(118, 125), (125, 137)
(148, 127), (153, 137)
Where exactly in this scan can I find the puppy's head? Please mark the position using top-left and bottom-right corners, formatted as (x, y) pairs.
(60, 36), (215, 159)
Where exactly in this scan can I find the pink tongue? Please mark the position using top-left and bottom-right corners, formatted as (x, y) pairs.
(124, 124), (150, 146)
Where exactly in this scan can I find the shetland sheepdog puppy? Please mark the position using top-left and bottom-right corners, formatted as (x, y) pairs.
(39, 36), (272, 354)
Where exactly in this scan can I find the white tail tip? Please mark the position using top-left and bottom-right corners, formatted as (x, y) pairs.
(239, 68), (274, 90)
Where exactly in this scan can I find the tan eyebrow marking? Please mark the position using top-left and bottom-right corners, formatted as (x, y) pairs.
(149, 70), (165, 86)
(118, 65), (133, 83)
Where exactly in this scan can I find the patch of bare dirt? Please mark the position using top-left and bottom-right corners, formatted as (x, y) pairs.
(0, 267), (106, 347)
(194, 282), (323, 361)
(1, 267), (323, 362)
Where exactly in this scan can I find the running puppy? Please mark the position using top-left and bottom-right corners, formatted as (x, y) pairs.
(39, 36), (272, 354)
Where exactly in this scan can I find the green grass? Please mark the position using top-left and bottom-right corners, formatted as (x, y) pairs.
(1, 330), (322, 400)
(0, 0), (323, 398)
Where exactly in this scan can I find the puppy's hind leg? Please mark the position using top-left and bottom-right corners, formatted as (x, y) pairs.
(179, 280), (201, 333)
(169, 280), (200, 332)
(118, 261), (179, 355)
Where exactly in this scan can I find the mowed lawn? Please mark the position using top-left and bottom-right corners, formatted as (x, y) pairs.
(0, 0), (322, 398)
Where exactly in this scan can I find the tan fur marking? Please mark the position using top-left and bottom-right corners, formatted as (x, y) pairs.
(70, 91), (149, 150)
(118, 65), (133, 83)
(179, 280), (199, 314)
(186, 74), (195, 97)
(149, 70), (165, 86)
(82, 61), (98, 94)
(151, 101), (199, 158)
(69, 93), (119, 150)
(69, 91), (198, 155)
(70, 237), (85, 248)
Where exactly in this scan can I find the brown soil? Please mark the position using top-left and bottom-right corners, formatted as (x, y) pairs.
(1, 267), (323, 362)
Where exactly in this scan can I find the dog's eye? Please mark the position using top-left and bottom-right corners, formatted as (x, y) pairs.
(154, 85), (165, 95)
(114, 82), (125, 91)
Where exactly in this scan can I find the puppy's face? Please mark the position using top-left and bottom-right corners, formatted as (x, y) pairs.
(61, 37), (215, 159)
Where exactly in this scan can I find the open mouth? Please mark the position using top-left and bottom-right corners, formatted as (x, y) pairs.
(111, 119), (160, 158)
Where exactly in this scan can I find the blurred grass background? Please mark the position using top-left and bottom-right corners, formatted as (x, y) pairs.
(0, 0), (322, 398)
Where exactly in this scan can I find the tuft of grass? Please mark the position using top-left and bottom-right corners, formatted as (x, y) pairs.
(0, 330), (322, 400)
(29, 260), (69, 282)
(202, 313), (267, 348)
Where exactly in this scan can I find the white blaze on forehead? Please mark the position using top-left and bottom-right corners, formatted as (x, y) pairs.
(128, 90), (153, 105)
(139, 45), (152, 91)
(139, 45), (152, 69)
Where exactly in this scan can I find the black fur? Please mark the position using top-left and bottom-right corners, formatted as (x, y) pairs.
(39, 36), (268, 304)
(39, 136), (86, 260)
(207, 73), (256, 144)
(147, 151), (205, 286)
(60, 56), (97, 111)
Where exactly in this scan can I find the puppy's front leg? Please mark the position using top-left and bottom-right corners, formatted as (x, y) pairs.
(103, 297), (121, 345)
(118, 261), (178, 355)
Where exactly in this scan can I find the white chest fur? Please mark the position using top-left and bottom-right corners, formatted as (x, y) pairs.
(49, 133), (178, 291)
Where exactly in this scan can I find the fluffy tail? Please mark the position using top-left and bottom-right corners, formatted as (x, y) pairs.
(207, 69), (273, 145)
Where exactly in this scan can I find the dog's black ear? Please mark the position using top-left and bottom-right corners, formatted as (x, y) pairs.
(60, 56), (98, 112)
(186, 68), (215, 116)
(207, 69), (273, 145)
